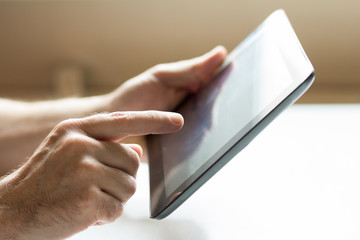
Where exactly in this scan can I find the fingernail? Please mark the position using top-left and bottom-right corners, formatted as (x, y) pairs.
(170, 113), (184, 127)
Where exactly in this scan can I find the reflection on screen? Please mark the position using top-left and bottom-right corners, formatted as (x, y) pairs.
(161, 30), (293, 197)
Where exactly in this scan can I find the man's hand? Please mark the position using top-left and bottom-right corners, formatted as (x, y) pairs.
(0, 46), (226, 173)
(0, 111), (183, 240)
(106, 46), (227, 112)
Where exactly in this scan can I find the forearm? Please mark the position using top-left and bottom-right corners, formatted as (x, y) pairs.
(0, 96), (109, 176)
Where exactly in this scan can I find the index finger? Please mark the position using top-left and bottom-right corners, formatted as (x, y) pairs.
(74, 111), (184, 141)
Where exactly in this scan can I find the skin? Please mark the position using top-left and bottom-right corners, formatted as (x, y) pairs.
(0, 46), (227, 175)
(0, 46), (227, 239)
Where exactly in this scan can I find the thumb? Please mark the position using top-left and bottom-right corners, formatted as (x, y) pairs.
(152, 45), (227, 90)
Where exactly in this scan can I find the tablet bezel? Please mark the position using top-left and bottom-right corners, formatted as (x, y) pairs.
(147, 9), (315, 219)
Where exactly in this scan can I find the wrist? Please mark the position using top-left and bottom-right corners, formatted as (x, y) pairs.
(0, 177), (24, 240)
(82, 94), (112, 114)
(102, 85), (129, 112)
(0, 207), (20, 240)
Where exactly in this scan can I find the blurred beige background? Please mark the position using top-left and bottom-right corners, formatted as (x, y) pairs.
(0, 0), (359, 102)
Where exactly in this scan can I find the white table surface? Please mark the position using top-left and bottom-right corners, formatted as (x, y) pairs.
(70, 104), (360, 240)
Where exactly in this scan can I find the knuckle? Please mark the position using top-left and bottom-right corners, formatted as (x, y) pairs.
(131, 151), (140, 173)
(132, 155), (141, 171)
(76, 157), (102, 177)
(78, 186), (101, 210)
(47, 121), (73, 143)
(110, 112), (129, 123)
(46, 119), (89, 148)
(129, 178), (137, 197)
(63, 134), (84, 148)
(74, 187), (123, 225)
(55, 119), (78, 133)
(61, 133), (100, 154)
(124, 176), (137, 199)
(147, 111), (156, 120)
(145, 111), (160, 123)
(73, 186), (105, 225)
(101, 200), (124, 222)
(128, 149), (141, 171)
(118, 145), (141, 176)
(109, 112), (129, 134)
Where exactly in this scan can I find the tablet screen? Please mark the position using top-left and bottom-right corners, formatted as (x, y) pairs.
(148, 9), (314, 219)
(162, 30), (293, 196)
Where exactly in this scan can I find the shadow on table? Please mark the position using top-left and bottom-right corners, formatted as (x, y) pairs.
(72, 214), (209, 240)
(118, 215), (209, 240)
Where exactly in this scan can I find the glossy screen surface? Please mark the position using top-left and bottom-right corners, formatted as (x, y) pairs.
(161, 30), (294, 197)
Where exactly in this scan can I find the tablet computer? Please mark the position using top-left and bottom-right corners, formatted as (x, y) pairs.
(147, 9), (314, 219)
